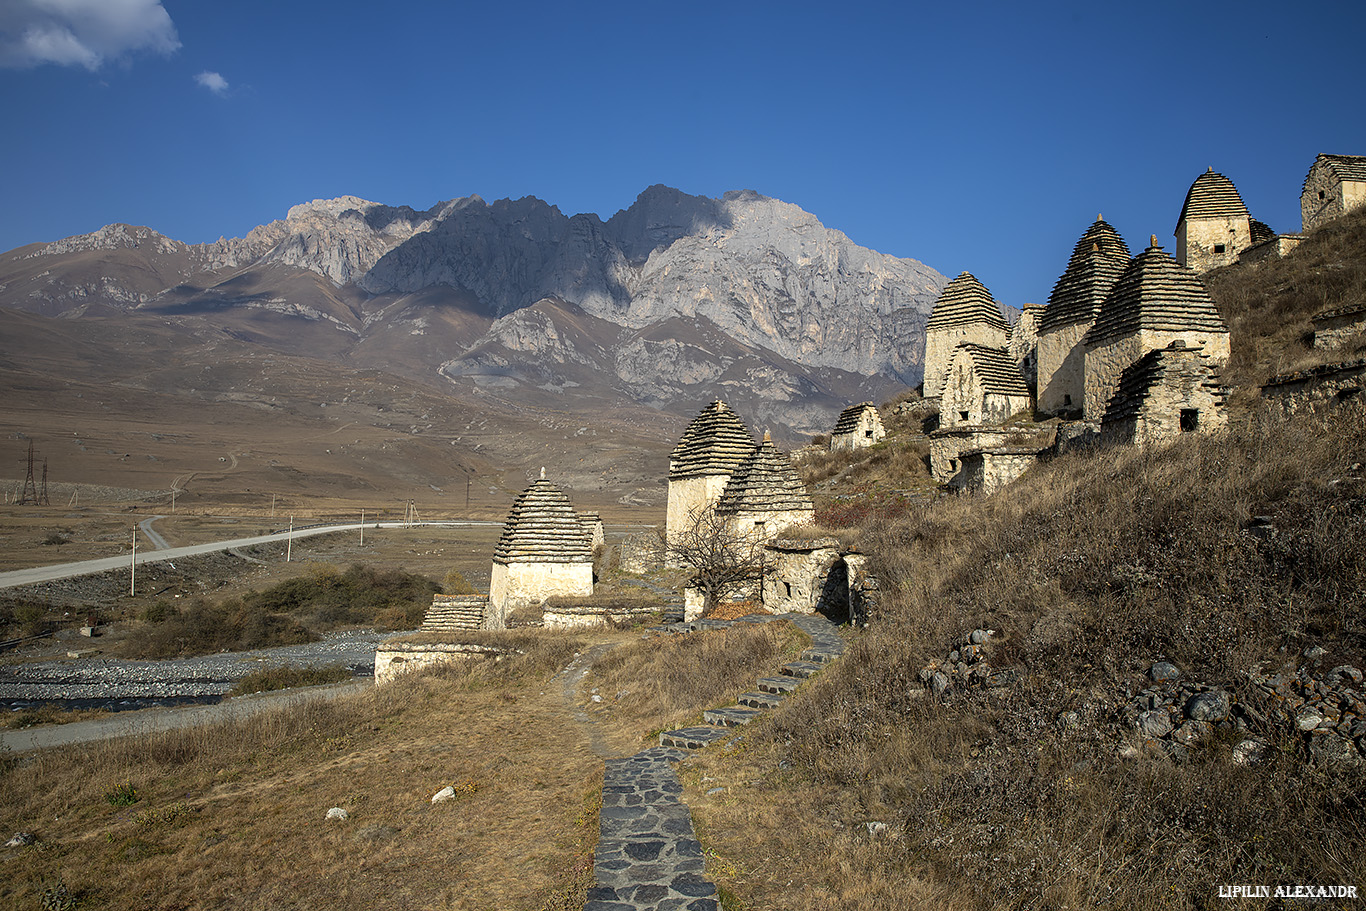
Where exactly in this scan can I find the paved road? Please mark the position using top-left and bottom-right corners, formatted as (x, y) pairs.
(0, 679), (371, 753)
(0, 521), (501, 590)
(137, 515), (170, 550)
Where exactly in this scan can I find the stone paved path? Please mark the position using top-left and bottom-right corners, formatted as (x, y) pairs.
(583, 612), (845, 911)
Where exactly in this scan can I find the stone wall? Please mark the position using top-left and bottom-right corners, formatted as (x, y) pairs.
(665, 474), (730, 547)
(923, 323), (1008, 398)
(1084, 330), (1229, 422)
(543, 602), (660, 629)
(957, 448), (1041, 495)
(374, 642), (505, 686)
(1302, 167), (1366, 232)
(724, 508), (813, 543)
(488, 560), (594, 629)
(761, 539), (842, 614)
(1261, 359), (1366, 416)
(929, 426), (1010, 483)
(1103, 373), (1229, 447)
(1176, 215), (1250, 273)
(940, 355), (1031, 427)
(1036, 322), (1090, 416)
(1239, 234), (1304, 266)
(1008, 305), (1043, 392)
(1313, 306), (1366, 350)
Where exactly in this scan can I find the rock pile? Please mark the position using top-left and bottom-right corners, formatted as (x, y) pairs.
(1118, 653), (1365, 766)
(917, 628), (1007, 697)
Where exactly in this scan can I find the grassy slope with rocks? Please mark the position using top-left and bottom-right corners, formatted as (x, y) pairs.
(681, 211), (1366, 910)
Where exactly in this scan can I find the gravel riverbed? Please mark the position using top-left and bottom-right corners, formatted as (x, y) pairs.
(0, 630), (385, 708)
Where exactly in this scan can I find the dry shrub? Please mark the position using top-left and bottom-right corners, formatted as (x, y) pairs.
(587, 621), (806, 737)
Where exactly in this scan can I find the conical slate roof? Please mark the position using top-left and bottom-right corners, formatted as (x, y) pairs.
(1040, 217), (1132, 331)
(1303, 154), (1366, 190)
(1084, 239), (1229, 348)
(924, 272), (1008, 331)
(1176, 168), (1249, 232)
(831, 402), (879, 436)
(668, 400), (756, 480)
(950, 343), (1031, 397)
(492, 475), (592, 564)
(714, 437), (813, 515)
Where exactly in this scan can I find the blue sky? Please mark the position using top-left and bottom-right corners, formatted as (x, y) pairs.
(2, 0), (1364, 308)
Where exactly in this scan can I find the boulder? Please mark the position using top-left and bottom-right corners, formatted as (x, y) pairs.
(1185, 690), (1230, 723)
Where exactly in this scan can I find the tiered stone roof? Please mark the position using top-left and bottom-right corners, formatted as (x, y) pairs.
(831, 402), (878, 436)
(1040, 217), (1132, 331)
(951, 343), (1031, 397)
(924, 272), (1008, 331)
(1176, 168), (1249, 231)
(492, 475), (592, 564)
(714, 437), (813, 515)
(1084, 238), (1229, 348)
(1101, 343), (1227, 425)
(668, 400), (756, 480)
(1304, 154), (1366, 189)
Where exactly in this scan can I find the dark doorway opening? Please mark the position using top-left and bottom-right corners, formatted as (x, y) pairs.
(817, 559), (850, 625)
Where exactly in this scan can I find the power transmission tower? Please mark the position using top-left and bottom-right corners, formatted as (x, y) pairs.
(39, 458), (50, 506)
(19, 440), (38, 505)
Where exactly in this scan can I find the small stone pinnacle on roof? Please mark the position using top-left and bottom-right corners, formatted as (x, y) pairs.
(1097, 213), (1103, 222)
(763, 429), (771, 442)
(1150, 234), (1158, 248)
(540, 466), (545, 479)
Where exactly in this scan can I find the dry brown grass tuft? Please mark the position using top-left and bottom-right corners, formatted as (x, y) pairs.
(0, 629), (605, 911)
(683, 399), (1366, 909)
(583, 621), (807, 750)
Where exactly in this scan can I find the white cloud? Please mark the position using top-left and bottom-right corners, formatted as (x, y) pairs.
(0, 0), (180, 70)
(195, 70), (228, 95)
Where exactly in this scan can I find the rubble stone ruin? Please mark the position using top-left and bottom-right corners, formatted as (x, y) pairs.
(1082, 236), (1230, 424)
(921, 272), (1010, 398)
(487, 469), (594, 628)
(1037, 216), (1132, 416)
(828, 402), (884, 450)
(665, 400), (756, 546)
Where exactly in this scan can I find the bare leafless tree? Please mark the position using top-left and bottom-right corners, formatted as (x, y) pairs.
(662, 507), (772, 615)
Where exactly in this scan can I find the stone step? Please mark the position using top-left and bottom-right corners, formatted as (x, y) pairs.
(800, 647), (842, 664)
(659, 726), (731, 750)
(738, 690), (785, 709)
(782, 660), (824, 679)
(757, 676), (801, 694)
(704, 706), (762, 727)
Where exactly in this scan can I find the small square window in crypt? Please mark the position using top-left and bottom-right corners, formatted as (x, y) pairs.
(959, 411), (969, 421)
(865, 429), (873, 438)
(1213, 244), (1226, 254)
(1180, 409), (1200, 432)
(1320, 190), (1326, 199)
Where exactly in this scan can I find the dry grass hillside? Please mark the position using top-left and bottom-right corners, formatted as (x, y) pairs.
(679, 214), (1366, 909)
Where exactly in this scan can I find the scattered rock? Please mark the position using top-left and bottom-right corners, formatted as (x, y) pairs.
(969, 629), (991, 645)
(1149, 661), (1181, 683)
(4, 833), (35, 848)
(864, 821), (890, 836)
(431, 787), (456, 804)
(1173, 721), (1212, 746)
(706, 787), (725, 796)
(1329, 665), (1364, 685)
(1232, 738), (1267, 766)
(1295, 707), (1325, 732)
(1309, 732), (1362, 767)
(1185, 690), (1230, 723)
(930, 672), (951, 698)
(591, 694), (603, 703)
(1304, 645), (1328, 661)
(1058, 711), (1081, 731)
(1139, 710), (1174, 739)
(326, 807), (349, 821)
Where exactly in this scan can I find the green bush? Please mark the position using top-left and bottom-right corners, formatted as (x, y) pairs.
(104, 780), (139, 808)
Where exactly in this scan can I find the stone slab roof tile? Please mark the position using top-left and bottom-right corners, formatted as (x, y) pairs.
(493, 476), (593, 563)
(715, 438), (814, 515)
(1304, 154), (1366, 191)
(1084, 240), (1229, 347)
(952, 343), (1032, 397)
(1041, 217), (1133, 331)
(668, 400), (756, 480)
(925, 272), (1008, 331)
(831, 402), (879, 436)
(1176, 168), (1250, 232)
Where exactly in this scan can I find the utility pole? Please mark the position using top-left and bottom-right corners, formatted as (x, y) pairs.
(130, 526), (136, 596)
(287, 515), (293, 562)
(271, 493), (276, 519)
(171, 487), (177, 514)
(360, 509), (365, 546)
